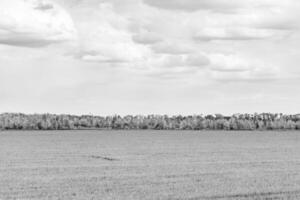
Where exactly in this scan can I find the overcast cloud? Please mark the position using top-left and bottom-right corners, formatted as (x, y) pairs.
(0, 0), (299, 115)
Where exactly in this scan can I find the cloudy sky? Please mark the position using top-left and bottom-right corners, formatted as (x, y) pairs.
(0, 0), (300, 115)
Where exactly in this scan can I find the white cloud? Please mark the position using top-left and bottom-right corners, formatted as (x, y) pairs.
(186, 54), (210, 67)
(142, 0), (292, 13)
(143, 0), (245, 12)
(132, 30), (162, 44)
(63, 0), (296, 80)
(208, 53), (280, 82)
(74, 3), (149, 63)
(151, 40), (195, 55)
(209, 54), (252, 72)
(0, 0), (76, 47)
(194, 27), (277, 41)
(34, 1), (54, 10)
(140, 0), (298, 42)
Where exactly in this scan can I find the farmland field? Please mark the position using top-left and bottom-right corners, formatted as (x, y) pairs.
(1, 131), (300, 200)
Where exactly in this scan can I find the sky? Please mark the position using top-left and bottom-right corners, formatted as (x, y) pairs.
(0, 0), (300, 116)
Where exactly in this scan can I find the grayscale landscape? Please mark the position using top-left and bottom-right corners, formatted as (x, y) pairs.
(1, 131), (300, 200)
(1, 0), (300, 199)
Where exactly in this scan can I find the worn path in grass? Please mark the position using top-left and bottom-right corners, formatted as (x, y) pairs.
(1, 130), (300, 200)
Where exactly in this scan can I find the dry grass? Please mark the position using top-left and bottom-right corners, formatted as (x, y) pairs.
(1, 130), (300, 199)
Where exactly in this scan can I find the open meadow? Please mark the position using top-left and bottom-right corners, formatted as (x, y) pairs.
(1, 130), (300, 200)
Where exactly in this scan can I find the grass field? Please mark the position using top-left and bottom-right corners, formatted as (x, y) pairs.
(1, 131), (300, 200)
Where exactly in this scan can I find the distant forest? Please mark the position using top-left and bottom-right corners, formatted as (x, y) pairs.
(1, 113), (300, 131)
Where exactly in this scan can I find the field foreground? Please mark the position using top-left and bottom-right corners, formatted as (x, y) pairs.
(1, 131), (300, 200)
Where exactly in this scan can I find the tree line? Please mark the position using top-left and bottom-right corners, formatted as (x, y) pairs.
(1, 113), (300, 131)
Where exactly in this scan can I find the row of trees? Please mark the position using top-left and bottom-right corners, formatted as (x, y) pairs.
(1, 113), (300, 131)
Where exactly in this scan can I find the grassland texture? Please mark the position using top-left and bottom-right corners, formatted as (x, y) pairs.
(1, 131), (300, 200)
